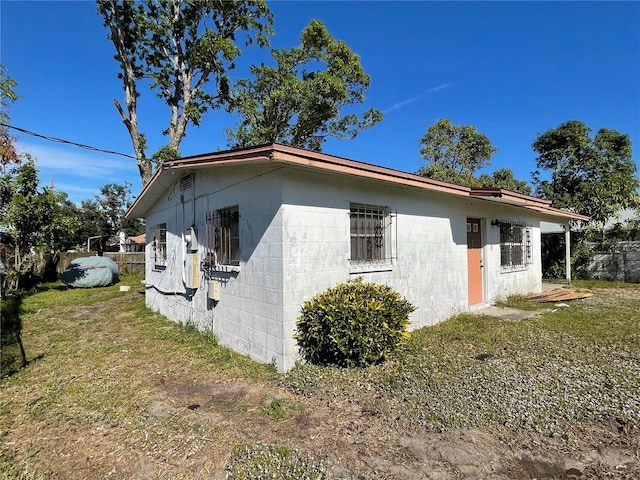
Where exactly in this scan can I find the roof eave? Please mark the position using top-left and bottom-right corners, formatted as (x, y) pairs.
(125, 143), (589, 223)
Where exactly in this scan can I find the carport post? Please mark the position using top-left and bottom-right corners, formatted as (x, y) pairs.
(565, 222), (571, 284)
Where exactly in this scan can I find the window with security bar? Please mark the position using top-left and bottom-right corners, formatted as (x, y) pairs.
(205, 206), (240, 266)
(152, 223), (167, 268)
(350, 203), (391, 263)
(499, 220), (532, 269)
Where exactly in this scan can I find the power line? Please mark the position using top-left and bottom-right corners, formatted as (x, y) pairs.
(1, 123), (137, 160)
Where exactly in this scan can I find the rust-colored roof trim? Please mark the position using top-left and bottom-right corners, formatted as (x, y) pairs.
(523, 204), (590, 221)
(269, 148), (472, 197)
(163, 143), (472, 196)
(126, 143), (589, 222)
(469, 188), (553, 206)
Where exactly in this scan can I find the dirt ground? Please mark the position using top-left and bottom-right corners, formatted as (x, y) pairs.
(2, 290), (639, 479)
(5, 376), (638, 479)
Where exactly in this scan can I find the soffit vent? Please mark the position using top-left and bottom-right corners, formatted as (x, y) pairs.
(179, 175), (192, 192)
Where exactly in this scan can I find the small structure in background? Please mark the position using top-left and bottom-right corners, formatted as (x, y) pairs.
(118, 231), (129, 252)
(127, 234), (146, 252)
(117, 231), (145, 253)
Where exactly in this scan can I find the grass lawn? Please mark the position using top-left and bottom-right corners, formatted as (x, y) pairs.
(1, 276), (639, 479)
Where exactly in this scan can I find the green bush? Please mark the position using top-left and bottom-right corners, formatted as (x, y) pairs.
(295, 278), (415, 368)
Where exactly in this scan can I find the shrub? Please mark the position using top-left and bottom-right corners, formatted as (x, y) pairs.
(295, 278), (415, 368)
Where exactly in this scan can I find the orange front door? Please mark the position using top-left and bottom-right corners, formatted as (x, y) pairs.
(467, 218), (483, 305)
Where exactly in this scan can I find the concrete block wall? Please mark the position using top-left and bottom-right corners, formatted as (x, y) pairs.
(144, 166), (290, 370)
(473, 204), (543, 302)
(277, 170), (479, 369)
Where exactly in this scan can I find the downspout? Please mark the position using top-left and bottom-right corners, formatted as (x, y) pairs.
(565, 222), (571, 284)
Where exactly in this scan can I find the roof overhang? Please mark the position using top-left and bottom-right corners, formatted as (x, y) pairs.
(469, 188), (589, 222)
(126, 143), (589, 223)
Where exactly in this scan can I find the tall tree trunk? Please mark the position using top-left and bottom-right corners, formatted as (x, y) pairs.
(113, 100), (152, 185)
(100, 1), (152, 186)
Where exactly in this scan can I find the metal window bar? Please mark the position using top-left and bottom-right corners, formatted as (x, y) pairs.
(153, 223), (167, 265)
(205, 206), (240, 267)
(499, 220), (531, 268)
(350, 203), (390, 263)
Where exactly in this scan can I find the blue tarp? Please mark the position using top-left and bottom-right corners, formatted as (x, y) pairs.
(61, 256), (119, 288)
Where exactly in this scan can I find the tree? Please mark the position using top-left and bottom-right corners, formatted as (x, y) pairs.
(1, 65), (19, 169)
(416, 119), (534, 193)
(73, 182), (144, 252)
(416, 163), (477, 187)
(225, 19), (382, 151)
(419, 119), (498, 177)
(478, 168), (532, 195)
(0, 65), (17, 124)
(532, 120), (639, 227)
(74, 199), (112, 252)
(0, 158), (80, 291)
(417, 164), (532, 195)
(97, 0), (273, 186)
(96, 182), (143, 238)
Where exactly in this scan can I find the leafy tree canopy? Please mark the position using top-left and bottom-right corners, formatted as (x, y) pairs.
(417, 164), (532, 195)
(96, 181), (143, 238)
(532, 120), (639, 226)
(419, 118), (498, 177)
(0, 65), (19, 168)
(478, 168), (532, 195)
(225, 19), (382, 151)
(73, 182), (144, 253)
(98, 0), (273, 185)
(416, 119), (531, 194)
(0, 158), (80, 290)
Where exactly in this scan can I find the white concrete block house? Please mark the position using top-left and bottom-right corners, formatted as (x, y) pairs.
(127, 144), (588, 371)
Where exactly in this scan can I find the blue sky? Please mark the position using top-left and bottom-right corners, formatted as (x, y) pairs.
(2, 1), (639, 204)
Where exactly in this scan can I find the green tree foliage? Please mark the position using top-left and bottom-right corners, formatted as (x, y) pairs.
(75, 199), (111, 251)
(1, 65), (19, 168)
(0, 158), (80, 291)
(418, 164), (532, 195)
(418, 119), (498, 177)
(74, 182), (144, 252)
(478, 168), (532, 195)
(417, 164), (477, 188)
(97, 182), (136, 236)
(150, 145), (180, 170)
(97, 0), (273, 185)
(295, 278), (415, 368)
(415, 119), (530, 192)
(532, 120), (639, 226)
(225, 19), (382, 151)
(0, 64), (17, 124)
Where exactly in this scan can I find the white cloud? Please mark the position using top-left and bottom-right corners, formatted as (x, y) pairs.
(14, 140), (141, 204)
(383, 94), (426, 114)
(17, 141), (136, 181)
(427, 83), (453, 93)
(383, 83), (454, 114)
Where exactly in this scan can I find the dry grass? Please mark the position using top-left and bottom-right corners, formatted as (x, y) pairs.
(1, 277), (639, 479)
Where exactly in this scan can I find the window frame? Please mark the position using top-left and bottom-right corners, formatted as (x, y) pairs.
(152, 223), (167, 269)
(205, 205), (240, 268)
(349, 202), (392, 265)
(499, 220), (532, 270)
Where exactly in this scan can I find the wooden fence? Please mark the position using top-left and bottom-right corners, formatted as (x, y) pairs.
(56, 252), (145, 275)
